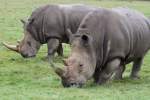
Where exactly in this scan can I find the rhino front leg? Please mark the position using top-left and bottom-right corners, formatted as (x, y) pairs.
(57, 43), (63, 56)
(130, 57), (143, 79)
(96, 59), (121, 85)
(47, 39), (60, 60)
(114, 64), (125, 80)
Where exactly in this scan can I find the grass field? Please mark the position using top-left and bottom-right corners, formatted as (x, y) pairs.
(0, 0), (150, 100)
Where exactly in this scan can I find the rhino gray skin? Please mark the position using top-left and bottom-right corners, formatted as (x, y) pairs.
(3, 4), (96, 58)
(54, 7), (150, 87)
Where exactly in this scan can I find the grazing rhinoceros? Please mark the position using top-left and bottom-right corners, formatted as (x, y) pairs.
(3, 4), (96, 58)
(52, 8), (150, 87)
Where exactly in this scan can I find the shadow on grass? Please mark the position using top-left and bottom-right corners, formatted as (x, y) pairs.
(82, 75), (150, 89)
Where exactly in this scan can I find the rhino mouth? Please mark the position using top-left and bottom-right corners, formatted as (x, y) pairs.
(21, 53), (36, 58)
(62, 80), (83, 88)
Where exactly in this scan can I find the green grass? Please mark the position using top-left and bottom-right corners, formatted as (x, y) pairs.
(0, 0), (150, 100)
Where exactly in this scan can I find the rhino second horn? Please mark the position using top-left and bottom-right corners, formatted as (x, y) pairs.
(17, 40), (21, 44)
(2, 42), (19, 52)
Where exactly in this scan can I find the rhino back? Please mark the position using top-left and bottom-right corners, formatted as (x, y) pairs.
(113, 8), (150, 60)
(78, 8), (150, 66)
(27, 4), (96, 43)
(26, 5), (51, 43)
(60, 5), (96, 34)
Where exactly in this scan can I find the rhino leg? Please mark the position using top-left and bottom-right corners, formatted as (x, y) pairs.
(114, 64), (125, 80)
(93, 66), (101, 83)
(130, 57), (143, 80)
(57, 43), (63, 56)
(96, 58), (121, 85)
(47, 39), (60, 60)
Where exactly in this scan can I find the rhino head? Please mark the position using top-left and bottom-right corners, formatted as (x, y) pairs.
(3, 19), (41, 58)
(52, 29), (96, 87)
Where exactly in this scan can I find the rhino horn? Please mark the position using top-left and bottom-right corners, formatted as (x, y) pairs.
(2, 42), (19, 53)
(17, 40), (21, 44)
(50, 61), (65, 78)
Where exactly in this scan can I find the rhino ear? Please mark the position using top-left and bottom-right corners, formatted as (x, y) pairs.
(81, 34), (90, 46)
(28, 18), (35, 25)
(82, 34), (88, 41)
(20, 19), (26, 25)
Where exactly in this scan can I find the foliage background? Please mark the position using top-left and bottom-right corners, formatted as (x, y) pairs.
(0, 0), (150, 100)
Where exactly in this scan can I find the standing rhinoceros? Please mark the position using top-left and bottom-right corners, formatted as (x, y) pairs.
(52, 8), (150, 87)
(3, 4), (96, 58)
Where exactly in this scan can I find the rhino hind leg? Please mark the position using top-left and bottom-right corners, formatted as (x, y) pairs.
(130, 57), (143, 80)
(114, 64), (125, 80)
(57, 43), (63, 56)
(96, 58), (121, 85)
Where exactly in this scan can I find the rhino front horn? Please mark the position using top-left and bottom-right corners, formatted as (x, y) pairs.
(50, 61), (65, 78)
(2, 42), (19, 53)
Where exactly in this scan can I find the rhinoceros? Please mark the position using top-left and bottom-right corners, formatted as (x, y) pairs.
(3, 4), (96, 58)
(52, 7), (150, 87)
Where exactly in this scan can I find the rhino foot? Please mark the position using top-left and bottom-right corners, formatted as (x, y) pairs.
(95, 77), (108, 85)
(41, 55), (54, 62)
(130, 75), (140, 80)
(113, 75), (123, 80)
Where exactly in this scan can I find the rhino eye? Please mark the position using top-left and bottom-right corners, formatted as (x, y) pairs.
(27, 41), (31, 46)
(80, 64), (83, 67)
(79, 64), (83, 73)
